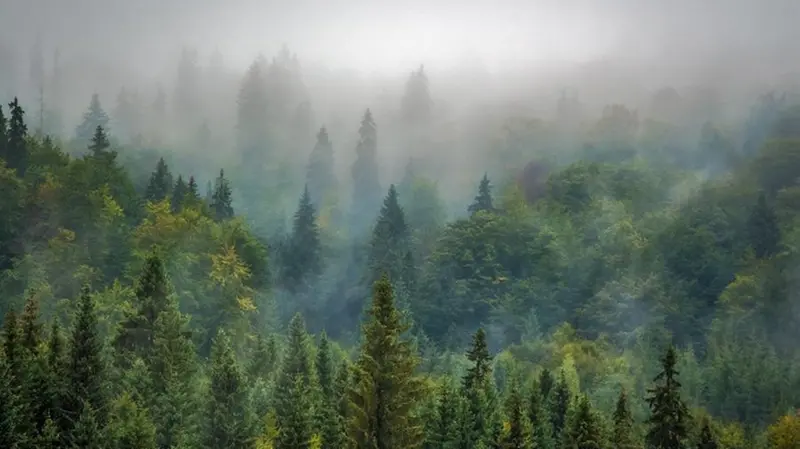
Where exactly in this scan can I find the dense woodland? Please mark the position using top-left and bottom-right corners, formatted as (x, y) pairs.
(3, 43), (800, 449)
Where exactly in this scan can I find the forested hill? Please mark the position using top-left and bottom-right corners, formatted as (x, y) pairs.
(2, 83), (800, 449)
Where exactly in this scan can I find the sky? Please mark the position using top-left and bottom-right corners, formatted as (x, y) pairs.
(2, 0), (799, 77)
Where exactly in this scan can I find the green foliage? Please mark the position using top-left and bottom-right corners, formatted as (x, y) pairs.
(612, 389), (638, 449)
(275, 314), (316, 449)
(107, 393), (157, 449)
(350, 109), (381, 231)
(646, 346), (689, 449)
(145, 157), (173, 203)
(66, 286), (107, 426)
(469, 173), (495, 215)
(563, 395), (603, 449)
(282, 186), (323, 291)
(204, 330), (253, 449)
(211, 168), (234, 221)
(7, 98), (29, 177)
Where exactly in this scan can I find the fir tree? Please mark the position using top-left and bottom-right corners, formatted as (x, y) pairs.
(348, 275), (424, 449)
(248, 333), (278, 381)
(275, 313), (315, 449)
(747, 192), (780, 258)
(282, 185), (323, 291)
(66, 286), (106, 426)
(171, 175), (188, 213)
(88, 125), (110, 156)
(463, 328), (492, 391)
(645, 346), (689, 449)
(317, 331), (335, 403)
(75, 93), (110, 147)
(564, 395), (603, 449)
(696, 421), (717, 449)
(460, 327), (494, 449)
(187, 176), (200, 204)
(307, 126), (337, 206)
(204, 330), (252, 449)
(367, 184), (410, 286)
(211, 169), (234, 220)
(236, 56), (269, 159)
(46, 320), (67, 441)
(431, 381), (461, 449)
(549, 370), (571, 443)
(468, 173), (494, 215)
(69, 402), (102, 449)
(145, 157), (173, 203)
(528, 381), (554, 449)
(503, 378), (532, 449)
(318, 332), (344, 449)
(401, 65), (432, 127)
(612, 389), (637, 449)
(19, 293), (42, 354)
(115, 252), (172, 361)
(7, 97), (28, 176)
(107, 393), (157, 449)
(350, 109), (382, 230)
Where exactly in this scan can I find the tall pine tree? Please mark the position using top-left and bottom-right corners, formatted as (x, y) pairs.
(282, 185), (322, 291)
(66, 286), (107, 429)
(171, 175), (188, 213)
(502, 377), (532, 449)
(747, 192), (780, 258)
(367, 184), (411, 287)
(645, 346), (689, 449)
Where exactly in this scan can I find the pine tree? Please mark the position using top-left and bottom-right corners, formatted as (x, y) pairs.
(20, 293), (42, 354)
(75, 93), (110, 147)
(307, 126), (337, 206)
(350, 109), (382, 230)
(69, 402), (102, 449)
(348, 275), (424, 449)
(468, 173), (494, 214)
(115, 252), (172, 361)
(204, 330), (253, 449)
(7, 98), (28, 176)
(431, 381), (461, 449)
(368, 184), (410, 286)
(503, 378), (532, 449)
(145, 157), (174, 203)
(249, 333), (278, 381)
(66, 286), (106, 426)
(171, 175), (188, 213)
(275, 313), (315, 449)
(237, 56), (269, 159)
(612, 389), (637, 449)
(463, 328), (492, 391)
(187, 176), (200, 204)
(282, 185), (323, 291)
(645, 346), (689, 449)
(107, 393), (157, 449)
(549, 370), (571, 443)
(460, 328), (494, 449)
(211, 169), (234, 220)
(747, 192), (780, 258)
(696, 421), (717, 449)
(528, 381), (554, 449)
(46, 320), (67, 442)
(317, 332), (344, 449)
(88, 125), (110, 156)
(564, 395), (602, 449)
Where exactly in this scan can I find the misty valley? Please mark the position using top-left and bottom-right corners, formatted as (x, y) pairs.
(4, 2), (800, 449)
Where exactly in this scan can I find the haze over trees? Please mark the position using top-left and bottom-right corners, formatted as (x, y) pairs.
(2, 1), (800, 448)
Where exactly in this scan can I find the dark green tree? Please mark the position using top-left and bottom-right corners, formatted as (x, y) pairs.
(19, 294), (42, 354)
(350, 108), (381, 230)
(69, 402), (102, 449)
(75, 93), (110, 147)
(282, 185), (322, 291)
(539, 369), (554, 402)
(36, 416), (59, 449)
(66, 286), (107, 426)
(203, 330), (252, 449)
(211, 169), (234, 221)
(171, 175), (188, 213)
(187, 176), (200, 205)
(430, 381), (461, 449)
(275, 313), (315, 449)
(248, 333), (278, 381)
(612, 389), (637, 449)
(645, 346), (689, 449)
(348, 275), (424, 449)
(307, 126), (337, 206)
(367, 185), (411, 286)
(0, 359), (24, 449)
(463, 328), (492, 391)
(0, 105), (7, 163)
(88, 125), (110, 156)
(6, 98), (28, 176)
(3, 310), (22, 380)
(549, 370), (571, 443)
(468, 173), (494, 214)
(696, 421), (716, 449)
(747, 192), (780, 258)
(318, 332), (345, 449)
(460, 327), (494, 449)
(107, 393), (157, 449)
(564, 395), (603, 449)
(502, 378), (532, 449)
(528, 381), (554, 449)
(145, 157), (173, 203)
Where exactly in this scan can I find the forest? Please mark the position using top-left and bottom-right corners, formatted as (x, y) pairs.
(3, 3), (800, 448)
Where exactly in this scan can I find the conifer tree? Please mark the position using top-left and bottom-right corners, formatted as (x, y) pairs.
(88, 125), (110, 156)
(528, 381), (554, 449)
(70, 402), (102, 449)
(348, 275), (424, 449)
(204, 330), (252, 449)
(645, 346), (689, 449)
(503, 378), (532, 449)
(171, 175), (188, 213)
(7, 97), (28, 176)
(115, 252), (172, 361)
(282, 185), (323, 291)
(468, 173), (494, 215)
(0, 359), (24, 449)
(539, 369), (554, 402)
(75, 93), (110, 147)
(317, 331), (335, 403)
(401, 65), (432, 127)
(696, 421), (717, 449)
(350, 109), (381, 229)
(237, 56), (269, 159)
(211, 169), (234, 220)
(187, 176), (200, 204)
(747, 192), (780, 258)
(460, 327), (494, 449)
(3, 310), (22, 380)
(36, 416), (59, 449)
(46, 320), (67, 440)
(368, 184), (410, 286)
(463, 328), (492, 391)
(431, 381), (461, 449)
(0, 105), (7, 162)
(549, 370), (571, 443)
(275, 313), (316, 449)
(564, 395), (603, 449)
(249, 333), (278, 381)
(145, 157), (173, 203)
(612, 389), (637, 449)
(20, 293), (42, 354)
(108, 393), (157, 449)
(317, 332), (345, 449)
(66, 286), (107, 426)
(307, 126), (337, 206)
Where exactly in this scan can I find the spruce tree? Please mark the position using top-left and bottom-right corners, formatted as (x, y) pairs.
(549, 370), (571, 443)
(171, 175), (188, 213)
(747, 192), (780, 258)
(187, 176), (200, 205)
(7, 98), (28, 176)
(145, 157), (173, 203)
(564, 395), (603, 449)
(0, 105), (7, 162)
(275, 313), (315, 449)
(0, 359), (24, 449)
(539, 369), (554, 402)
(528, 381), (554, 449)
(307, 126), (337, 206)
(75, 93), (110, 147)
(69, 402), (102, 449)
(367, 184), (411, 286)
(46, 320), (67, 442)
(503, 378), (532, 449)
(88, 125), (110, 156)
(318, 332), (345, 449)
(463, 328), (492, 391)
(282, 185), (323, 291)
(3, 310), (22, 380)
(36, 416), (59, 449)
(460, 328), (494, 449)
(107, 393), (157, 449)
(66, 286), (106, 426)
(645, 346), (689, 449)
(401, 65), (432, 127)
(468, 173), (494, 214)
(431, 381), (461, 449)
(248, 333), (278, 381)
(696, 421), (717, 449)
(204, 330), (252, 449)
(612, 389), (637, 449)
(211, 169), (234, 220)
(350, 108), (382, 229)
(20, 293), (42, 354)
(348, 275), (424, 449)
